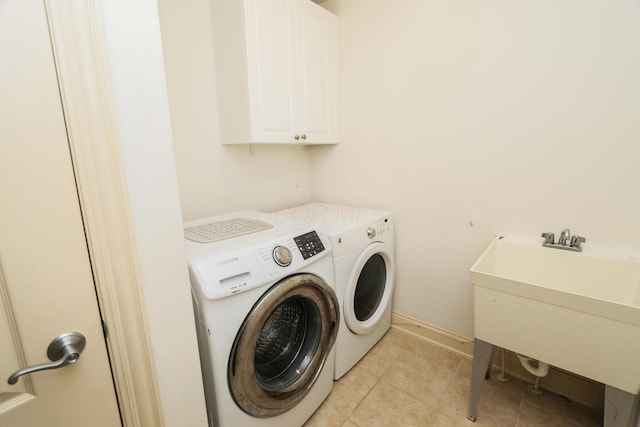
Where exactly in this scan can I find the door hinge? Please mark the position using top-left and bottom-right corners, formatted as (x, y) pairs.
(101, 318), (109, 338)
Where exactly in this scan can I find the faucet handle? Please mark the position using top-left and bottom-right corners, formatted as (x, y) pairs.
(541, 232), (555, 244)
(570, 235), (586, 248)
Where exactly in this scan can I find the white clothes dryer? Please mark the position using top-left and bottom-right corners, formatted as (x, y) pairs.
(185, 211), (339, 427)
(273, 203), (395, 379)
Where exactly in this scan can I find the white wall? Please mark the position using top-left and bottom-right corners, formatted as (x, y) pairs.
(313, 0), (640, 337)
(100, 1), (208, 426)
(157, 0), (640, 339)
(157, 0), (313, 221)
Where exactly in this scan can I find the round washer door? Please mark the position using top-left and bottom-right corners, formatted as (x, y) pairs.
(344, 242), (395, 335)
(228, 273), (339, 418)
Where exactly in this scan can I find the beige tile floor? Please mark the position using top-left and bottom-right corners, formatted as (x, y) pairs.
(305, 327), (601, 427)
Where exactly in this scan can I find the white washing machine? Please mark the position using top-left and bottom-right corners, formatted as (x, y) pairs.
(273, 203), (395, 379)
(185, 211), (339, 427)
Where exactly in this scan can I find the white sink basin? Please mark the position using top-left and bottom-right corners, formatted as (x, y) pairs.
(471, 233), (640, 394)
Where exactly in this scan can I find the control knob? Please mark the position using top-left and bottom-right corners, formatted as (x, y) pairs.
(272, 245), (292, 267)
(367, 227), (377, 239)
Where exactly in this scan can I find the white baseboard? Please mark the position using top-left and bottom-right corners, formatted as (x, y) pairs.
(390, 312), (474, 358)
(390, 312), (604, 410)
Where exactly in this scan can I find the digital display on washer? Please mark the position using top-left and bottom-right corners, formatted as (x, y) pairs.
(294, 231), (325, 260)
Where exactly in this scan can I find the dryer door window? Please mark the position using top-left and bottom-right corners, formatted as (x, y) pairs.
(354, 253), (386, 321)
(344, 242), (395, 335)
(228, 273), (339, 418)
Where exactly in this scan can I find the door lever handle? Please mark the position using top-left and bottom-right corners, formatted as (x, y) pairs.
(7, 332), (86, 385)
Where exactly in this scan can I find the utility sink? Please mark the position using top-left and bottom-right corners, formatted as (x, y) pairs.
(467, 233), (640, 426)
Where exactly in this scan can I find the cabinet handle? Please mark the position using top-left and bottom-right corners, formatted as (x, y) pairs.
(301, 134), (307, 140)
(294, 135), (300, 140)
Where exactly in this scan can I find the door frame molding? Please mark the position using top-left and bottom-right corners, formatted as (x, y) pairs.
(45, 2), (163, 425)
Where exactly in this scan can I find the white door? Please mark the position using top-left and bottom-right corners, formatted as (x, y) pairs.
(0, 1), (121, 426)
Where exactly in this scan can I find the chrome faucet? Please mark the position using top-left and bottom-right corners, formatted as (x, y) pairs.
(557, 228), (571, 246)
(541, 228), (586, 252)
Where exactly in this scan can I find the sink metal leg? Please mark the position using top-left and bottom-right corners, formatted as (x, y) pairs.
(467, 339), (496, 422)
(604, 385), (639, 427)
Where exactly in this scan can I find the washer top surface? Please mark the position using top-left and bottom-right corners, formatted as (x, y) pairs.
(185, 211), (301, 257)
(185, 217), (273, 243)
(273, 203), (392, 236)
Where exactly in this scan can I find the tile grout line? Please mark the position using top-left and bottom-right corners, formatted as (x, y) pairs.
(430, 358), (465, 425)
(343, 370), (383, 425)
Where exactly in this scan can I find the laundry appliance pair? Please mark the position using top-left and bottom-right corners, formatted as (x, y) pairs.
(184, 204), (395, 427)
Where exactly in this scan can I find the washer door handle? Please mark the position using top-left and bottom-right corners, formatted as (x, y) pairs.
(7, 332), (86, 385)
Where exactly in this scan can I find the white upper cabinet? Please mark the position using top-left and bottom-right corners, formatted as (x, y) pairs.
(211, 0), (338, 144)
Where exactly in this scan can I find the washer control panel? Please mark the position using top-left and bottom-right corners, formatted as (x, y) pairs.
(294, 231), (325, 260)
(369, 217), (392, 239)
(188, 225), (332, 299)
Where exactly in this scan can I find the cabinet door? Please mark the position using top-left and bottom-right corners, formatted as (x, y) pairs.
(295, 0), (338, 144)
(244, 0), (298, 142)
